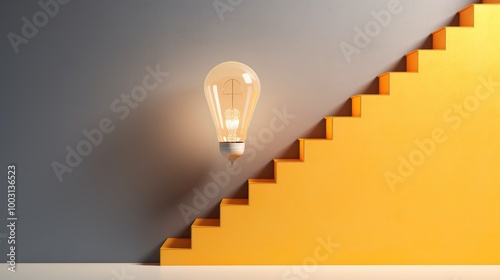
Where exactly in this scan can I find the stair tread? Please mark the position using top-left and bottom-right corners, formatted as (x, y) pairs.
(297, 137), (329, 141)
(328, 110), (362, 118)
(192, 218), (220, 227)
(248, 178), (276, 183)
(162, 238), (191, 249)
(221, 198), (248, 205)
(273, 159), (303, 163)
(351, 94), (391, 98)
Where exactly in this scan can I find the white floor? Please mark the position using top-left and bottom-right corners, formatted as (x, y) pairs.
(1, 264), (499, 280)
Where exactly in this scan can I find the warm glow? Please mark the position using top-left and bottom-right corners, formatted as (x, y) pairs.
(204, 61), (261, 143)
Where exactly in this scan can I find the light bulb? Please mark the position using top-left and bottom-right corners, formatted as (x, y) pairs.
(204, 61), (261, 163)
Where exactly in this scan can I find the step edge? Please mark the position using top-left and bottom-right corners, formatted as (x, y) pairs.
(220, 198), (249, 205)
(161, 238), (192, 250)
(248, 178), (276, 184)
(192, 218), (221, 227)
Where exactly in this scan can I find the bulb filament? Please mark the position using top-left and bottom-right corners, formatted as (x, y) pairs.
(225, 108), (240, 142)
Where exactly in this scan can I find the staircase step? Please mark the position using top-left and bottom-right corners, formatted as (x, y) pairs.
(298, 138), (332, 162)
(432, 28), (447, 50)
(160, 237), (192, 265)
(326, 116), (367, 137)
(459, 5), (474, 27)
(220, 199), (250, 227)
(221, 198), (248, 205)
(433, 27), (475, 52)
(460, 4), (500, 28)
(161, 238), (191, 249)
(249, 179), (278, 206)
(248, 178), (275, 183)
(351, 94), (391, 118)
(330, 116), (364, 133)
(378, 72), (419, 96)
(191, 219), (221, 249)
(405, 49), (446, 73)
(192, 218), (220, 227)
(274, 159), (304, 184)
(274, 159), (303, 163)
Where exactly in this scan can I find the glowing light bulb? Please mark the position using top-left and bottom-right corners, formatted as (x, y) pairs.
(204, 61), (261, 163)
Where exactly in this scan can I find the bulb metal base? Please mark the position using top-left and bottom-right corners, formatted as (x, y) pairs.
(219, 142), (245, 163)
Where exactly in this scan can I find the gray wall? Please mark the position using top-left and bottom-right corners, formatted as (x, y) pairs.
(0, 0), (477, 263)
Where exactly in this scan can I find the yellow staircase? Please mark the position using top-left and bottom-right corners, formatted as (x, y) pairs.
(161, 1), (500, 265)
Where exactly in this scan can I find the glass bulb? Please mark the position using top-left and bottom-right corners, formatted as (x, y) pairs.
(204, 61), (261, 162)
